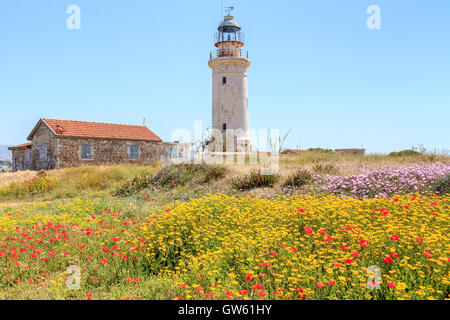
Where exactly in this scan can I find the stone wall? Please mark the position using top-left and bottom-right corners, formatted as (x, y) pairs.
(11, 148), (31, 171)
(30, 124), (58, 170)
(55, 138), (174, 169)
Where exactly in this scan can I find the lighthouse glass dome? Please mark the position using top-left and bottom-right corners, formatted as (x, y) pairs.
(211, 15), (247, 59)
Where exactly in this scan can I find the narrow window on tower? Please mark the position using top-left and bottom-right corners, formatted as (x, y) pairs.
(222, 77), (227, 85)
(223, 123), (227, 131)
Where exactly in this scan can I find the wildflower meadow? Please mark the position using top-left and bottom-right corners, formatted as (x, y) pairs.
(0, 156), (449, 300)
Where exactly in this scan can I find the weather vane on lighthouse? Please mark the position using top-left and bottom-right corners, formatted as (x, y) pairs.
(225, 6), (234, 16)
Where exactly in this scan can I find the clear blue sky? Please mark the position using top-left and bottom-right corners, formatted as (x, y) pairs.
(0, 0), (449, 154)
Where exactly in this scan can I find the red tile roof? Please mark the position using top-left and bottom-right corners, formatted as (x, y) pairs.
(8, 142), (32, 150)
(29, 119), (162, 142)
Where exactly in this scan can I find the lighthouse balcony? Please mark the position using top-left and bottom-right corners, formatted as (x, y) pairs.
(210, 48), (249, 60)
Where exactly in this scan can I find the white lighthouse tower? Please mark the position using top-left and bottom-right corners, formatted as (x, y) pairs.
(208, 8), (251, 152)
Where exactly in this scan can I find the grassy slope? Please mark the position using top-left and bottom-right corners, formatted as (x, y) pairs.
(0, 152), (449, 204)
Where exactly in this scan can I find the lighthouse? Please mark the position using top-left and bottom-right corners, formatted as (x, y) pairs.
(209, 8), (251, 152)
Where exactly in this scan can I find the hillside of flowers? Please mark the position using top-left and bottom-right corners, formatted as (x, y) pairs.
(0, 191), (448, 300)
(315, 163), (450, 198)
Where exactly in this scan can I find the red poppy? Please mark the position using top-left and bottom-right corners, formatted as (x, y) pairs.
(345, 259), (354, 264)
(252, 283), (263, 290)
(423, 252), (433, 258)
(316, 282), (325, 288)
(383, 256), (393, 264)
(245, 273), (253, 282)
(304, 226), (313, 234)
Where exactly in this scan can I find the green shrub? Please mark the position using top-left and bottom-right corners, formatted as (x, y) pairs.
(283, 169), (312, 188)
(431, 174), (450, 195)
(232, 170), (280, 190)
(308, 148), (334, 153)
(389, 150), (422, 157)
(203, 166), (227, 183)
(115, 175), (154, 196)
(312, 163), (340, 175)
(115, 164), (227, 195)
(152, 164), (227, 188)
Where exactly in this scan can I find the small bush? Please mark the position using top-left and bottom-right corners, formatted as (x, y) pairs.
(312, 163), (340, 175)
(203, 166), (227, 183)
(115, 175), (154, 196)
(232, 170), (280, 190)
(283, 169), (312, 188)
(389, 150), (422, 157)
(308, 148), (334, 153)
(152, 164), (226, 188)
(431, 174), (450, 195)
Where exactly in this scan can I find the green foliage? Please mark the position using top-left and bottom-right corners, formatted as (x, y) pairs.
(312, 163), (340, 175)
(389, 150), (422, 157)
(116, 164), (227, 195)
(115, 175), (155, 196)
(152, 164), (227, 188)
(202, 166), (227, 183)
(283, 169), (312, 188)
(431, 174), (450, 195)
(308, 148), (334, 153)
(231, 170), (280, 190)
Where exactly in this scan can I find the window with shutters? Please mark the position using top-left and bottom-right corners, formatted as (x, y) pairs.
(39, 144), (47, 160)
(81, 145), (93, 160)
(129, 146), (139, 159)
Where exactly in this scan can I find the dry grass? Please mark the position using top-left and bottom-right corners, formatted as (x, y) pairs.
(0, 170), (37, 186)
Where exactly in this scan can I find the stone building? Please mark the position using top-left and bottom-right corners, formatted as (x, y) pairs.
(8, 142), (32, 171)
(9, 118), (188, 172)
(208, 9), (252, 152)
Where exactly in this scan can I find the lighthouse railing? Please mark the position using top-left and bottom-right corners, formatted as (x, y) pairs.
(210, 49), (248, 60)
